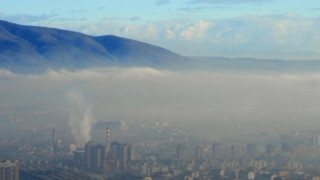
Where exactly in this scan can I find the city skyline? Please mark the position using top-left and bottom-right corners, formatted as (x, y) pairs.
(1, 1), (320, 179)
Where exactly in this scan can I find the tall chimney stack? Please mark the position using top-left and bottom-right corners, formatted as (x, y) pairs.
(105, 127), (111, 157)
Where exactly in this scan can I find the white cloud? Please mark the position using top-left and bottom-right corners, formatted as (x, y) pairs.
(270, 18), (315, 45)
(165, 29), (176, 39)
(180, 21), (213, 39)
(12, 13), (320, 59)
(130, 16), (141, 22)
(0, 12), (57, 24)
(121, 23), (158, 39)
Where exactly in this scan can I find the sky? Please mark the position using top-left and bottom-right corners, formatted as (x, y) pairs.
(0, 0), (319, 59)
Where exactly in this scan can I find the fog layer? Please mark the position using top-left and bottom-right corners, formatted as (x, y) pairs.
(1, 67), (320, 139)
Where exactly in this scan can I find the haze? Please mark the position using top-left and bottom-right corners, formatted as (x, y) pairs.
(1, 67), (320, 140)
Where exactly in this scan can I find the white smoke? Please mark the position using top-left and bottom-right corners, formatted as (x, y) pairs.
(66, 91), (96, 146)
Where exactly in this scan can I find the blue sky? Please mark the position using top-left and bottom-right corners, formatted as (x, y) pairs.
(0, 0), (319, 59)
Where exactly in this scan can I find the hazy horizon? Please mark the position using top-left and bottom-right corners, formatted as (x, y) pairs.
(1, 66), (320, 142)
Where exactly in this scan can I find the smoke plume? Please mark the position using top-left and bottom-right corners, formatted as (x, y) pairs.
(66, 91), (95, 146)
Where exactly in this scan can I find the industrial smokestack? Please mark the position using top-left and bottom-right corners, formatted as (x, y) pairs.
(105, 127), (111, 157)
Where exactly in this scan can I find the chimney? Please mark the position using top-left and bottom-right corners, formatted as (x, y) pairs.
(105, 127), (111, 157)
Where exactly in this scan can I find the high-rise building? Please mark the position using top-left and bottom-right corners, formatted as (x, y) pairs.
(247, 143), (258, 156)
(195, 146), (204, 160)
(311, 134), (320, 147)
(265, 144), (276, 155)
(281, 142), (291, 153)
(231, 144), (245, 157)
(106, 141), (121, 172)
(212, 143), (223, 157)
(52, 129), (57, 154)
(106, 142), (134, 173)
(85, 142), (106, 170)
(127, 144), (134, 162)
(74, 150), (86, 168)
(121, 144), (133, 172)
(85, 142), (93, 169)
(177, 144), (187, 160)
(0, 160), (19, 180)
(94, 144), (105, 169)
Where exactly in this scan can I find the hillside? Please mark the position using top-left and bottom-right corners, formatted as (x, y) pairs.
(0, 20), (189, 72)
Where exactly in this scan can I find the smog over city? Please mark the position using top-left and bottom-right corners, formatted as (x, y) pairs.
(0, 0), (320, 180)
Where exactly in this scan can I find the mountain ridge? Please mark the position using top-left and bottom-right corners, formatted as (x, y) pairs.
(0, 20), (190, 73)
(1, 20), (320, 73)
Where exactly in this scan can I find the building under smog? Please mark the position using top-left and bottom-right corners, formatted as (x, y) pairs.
(0, 160), (19, 180)
(74, 127), (134, 173)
